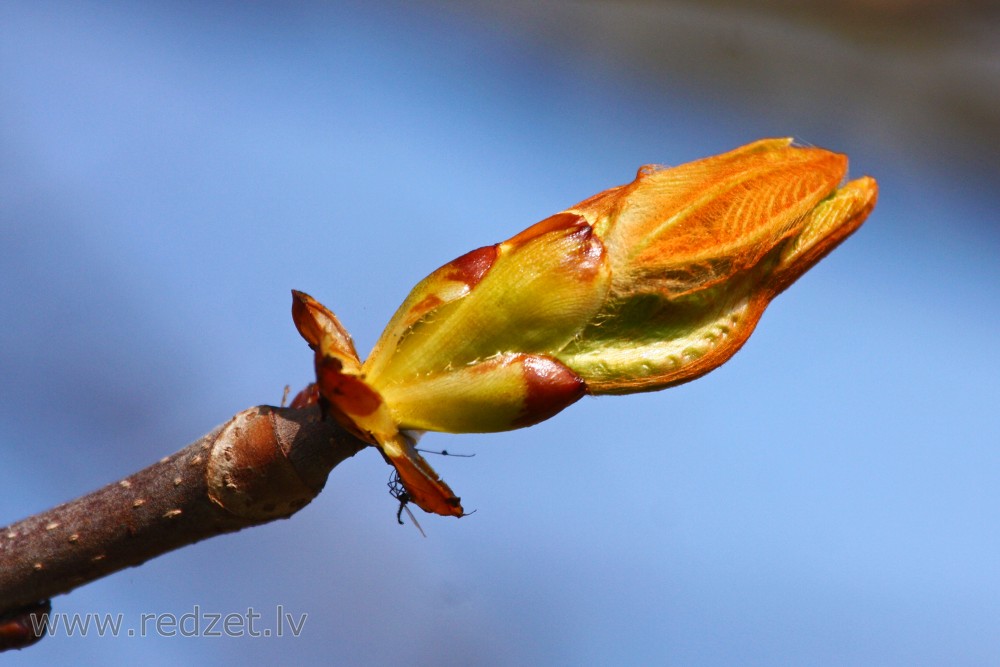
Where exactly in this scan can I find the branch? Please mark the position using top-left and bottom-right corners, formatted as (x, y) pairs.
(0, 404), (365, 650)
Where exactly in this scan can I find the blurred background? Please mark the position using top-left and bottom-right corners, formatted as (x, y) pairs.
(2, 1), (998, 664)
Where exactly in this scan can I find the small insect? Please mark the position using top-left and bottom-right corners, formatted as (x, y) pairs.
(415, 448), (474, 458)
(388, 471), (425, 538)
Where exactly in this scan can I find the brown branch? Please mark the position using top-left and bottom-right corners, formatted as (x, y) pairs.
(0, 404), (366, 650)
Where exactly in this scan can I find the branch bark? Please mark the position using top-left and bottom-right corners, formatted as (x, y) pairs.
(0, 404), (365, 650)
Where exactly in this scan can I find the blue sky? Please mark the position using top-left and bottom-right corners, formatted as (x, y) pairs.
(2, 2), (999, 665)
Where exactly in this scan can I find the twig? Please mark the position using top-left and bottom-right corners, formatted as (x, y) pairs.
(0, 404), (365, 649)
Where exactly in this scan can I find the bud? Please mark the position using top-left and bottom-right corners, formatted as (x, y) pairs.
(293, 138), (877, 517)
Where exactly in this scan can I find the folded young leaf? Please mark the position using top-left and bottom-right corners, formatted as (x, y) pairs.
(380, 352), (586, 433)
(365, 213), (610, 391)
